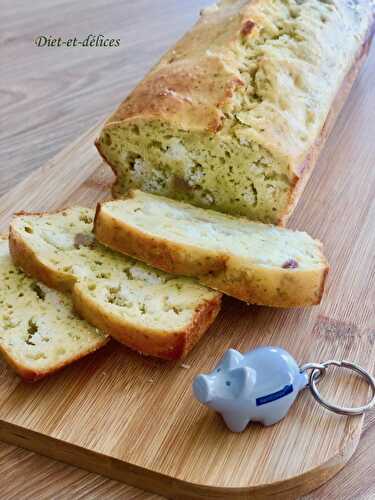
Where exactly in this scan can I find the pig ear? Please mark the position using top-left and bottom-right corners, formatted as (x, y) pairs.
(219, 349), (243, 370)
(229, 366), (255, 398)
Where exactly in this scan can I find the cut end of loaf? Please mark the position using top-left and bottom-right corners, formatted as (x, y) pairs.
(97, 120), (292, 224)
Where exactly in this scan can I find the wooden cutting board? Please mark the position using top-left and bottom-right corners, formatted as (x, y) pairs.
(0, 45), (374, 500)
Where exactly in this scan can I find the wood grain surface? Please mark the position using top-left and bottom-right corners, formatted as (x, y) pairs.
(1, 0), (375, 498)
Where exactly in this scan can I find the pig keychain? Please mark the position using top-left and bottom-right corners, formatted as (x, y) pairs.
(193, 347), (375, 432)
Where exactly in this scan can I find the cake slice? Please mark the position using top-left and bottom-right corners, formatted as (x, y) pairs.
(0, 238), (108, 381)
(94, 191), (329, 307)
(9, 208), (221, 360)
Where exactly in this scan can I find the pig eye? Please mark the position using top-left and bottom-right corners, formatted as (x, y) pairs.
(225, 381), (231, 386)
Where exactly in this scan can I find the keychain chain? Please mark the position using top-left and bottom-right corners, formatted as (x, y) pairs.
(300, 360), (375, 416)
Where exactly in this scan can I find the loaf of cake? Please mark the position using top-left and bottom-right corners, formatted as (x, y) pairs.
(96, 0), (374, 225)
(0, 238), (108, 381)
(9, 208), (221, 359)
(94, 191), (328, 307)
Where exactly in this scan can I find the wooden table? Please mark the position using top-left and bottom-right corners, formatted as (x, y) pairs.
(1, 1), (374, 498)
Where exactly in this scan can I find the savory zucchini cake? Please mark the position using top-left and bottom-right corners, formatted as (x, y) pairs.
(96, 0), (374, 224)
(9, 208), (221, 359)
(94, 191), (328, 307)
(0, 238), (108, 380)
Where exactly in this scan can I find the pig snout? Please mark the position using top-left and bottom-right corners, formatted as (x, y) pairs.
(193, 374), (214, 404)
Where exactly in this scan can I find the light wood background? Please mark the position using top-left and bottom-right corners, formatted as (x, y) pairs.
(1, 1), (375, 498)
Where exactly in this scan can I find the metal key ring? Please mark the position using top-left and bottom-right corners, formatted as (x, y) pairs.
(299, 362), (326, 384)
(309, 360), (375, 416)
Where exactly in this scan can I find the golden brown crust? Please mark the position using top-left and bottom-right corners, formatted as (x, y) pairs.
(200, 265), (328, 308)
(9, 224), (76, 292)
(94, 197), (329, 308)
(318, 266), (330, 306)
(0, 338), (109, 382)
(100, 3), (247, 134)
(10, 208), (80, 291)
(0, 339), (109, 382)
(73, 283), (221, 360)
(103, 59), (244, 134)
(94, 201), (228, 276)
(0, 346), (43, 381)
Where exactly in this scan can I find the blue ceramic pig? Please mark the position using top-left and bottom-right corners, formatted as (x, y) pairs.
(193, 347), (308, 432)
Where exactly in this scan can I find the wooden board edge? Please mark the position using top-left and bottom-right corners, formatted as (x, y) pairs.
(0, 416), (362, 499)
